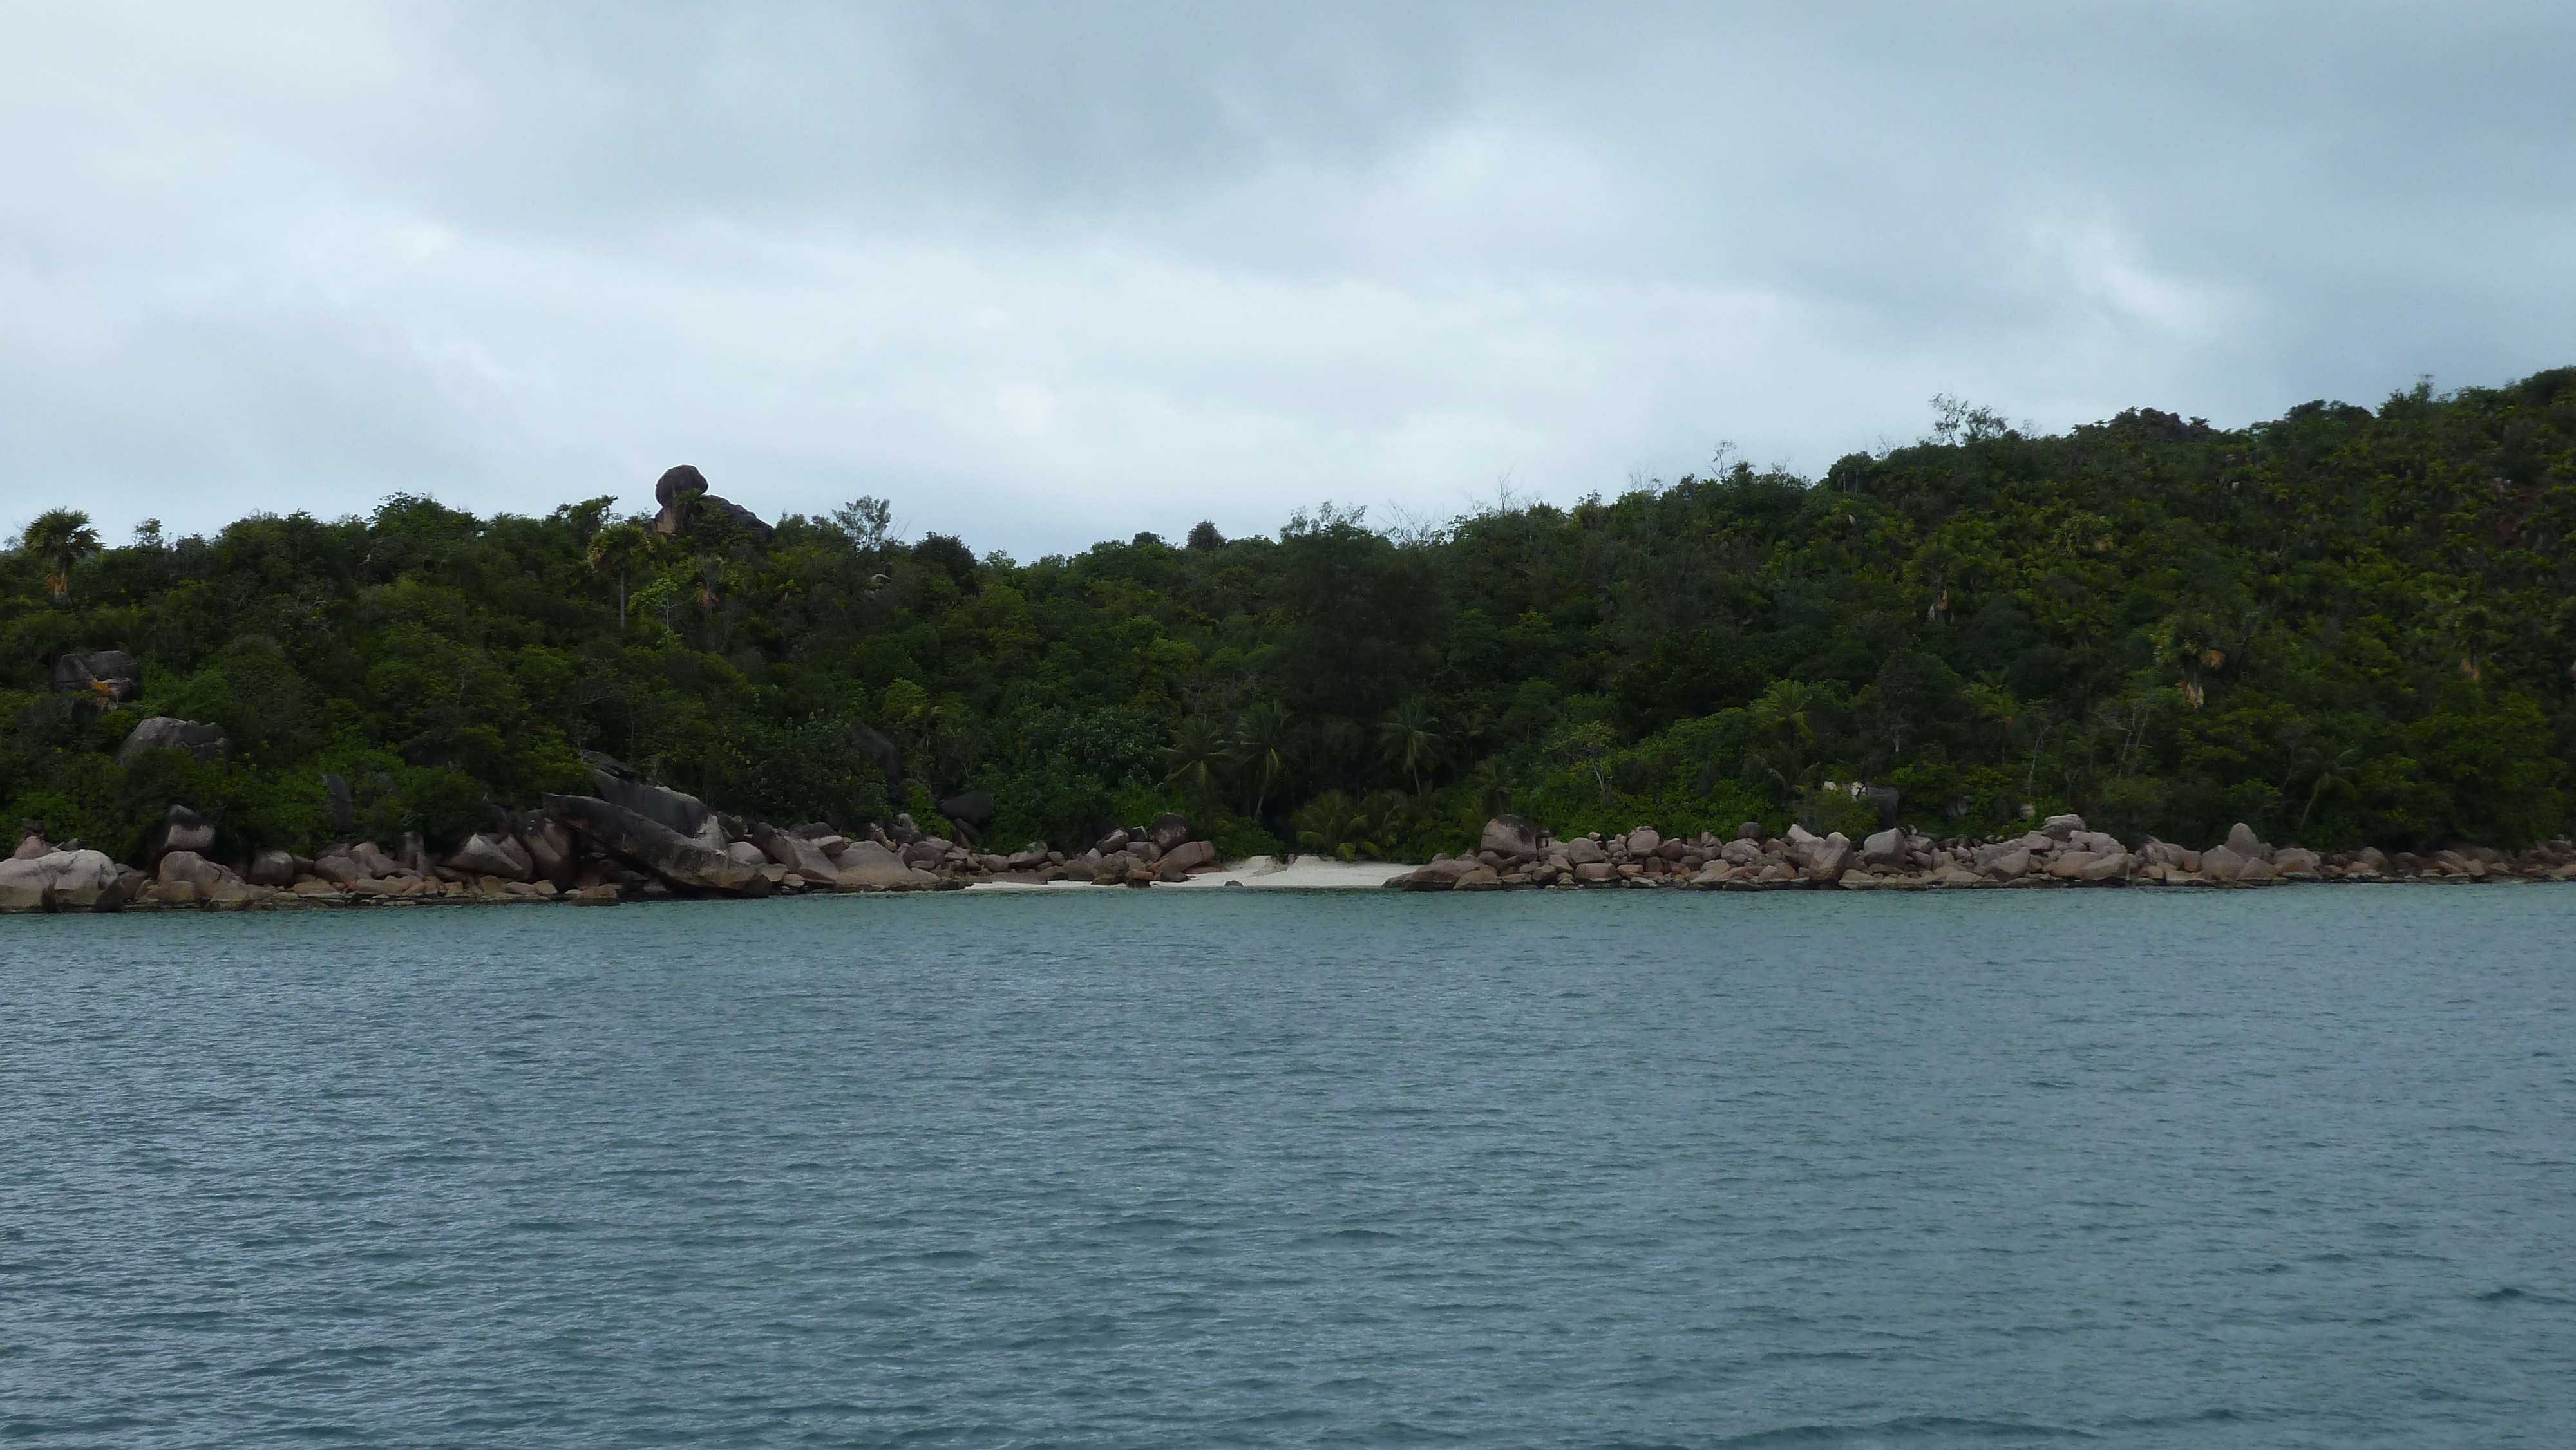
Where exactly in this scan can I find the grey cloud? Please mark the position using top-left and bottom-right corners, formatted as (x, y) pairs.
(3, 2), (2571, 554)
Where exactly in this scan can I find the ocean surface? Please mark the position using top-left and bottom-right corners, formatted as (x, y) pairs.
(1, 887), (2570, 1448)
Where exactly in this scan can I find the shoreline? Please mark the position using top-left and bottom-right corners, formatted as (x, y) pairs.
(12, 852), (2569, 913)
(12, 788), (2573, 915)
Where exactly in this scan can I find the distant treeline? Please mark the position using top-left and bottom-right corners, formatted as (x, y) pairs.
(9, 372), (2576, 866)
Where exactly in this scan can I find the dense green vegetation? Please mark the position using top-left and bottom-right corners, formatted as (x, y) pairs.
(11, 373), (2576, 867)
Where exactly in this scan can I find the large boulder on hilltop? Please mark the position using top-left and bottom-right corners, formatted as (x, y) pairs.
(1480, 815), (1547, 860)
(544, 793), (768, 895)
(652, 464), (775, 547)
(447, 831), (533, 881)
(53, 650), (141, 711)
(117, 717), (231, 767)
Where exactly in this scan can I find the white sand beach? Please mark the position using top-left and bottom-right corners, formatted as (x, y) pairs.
(967, 856), (1410, 890)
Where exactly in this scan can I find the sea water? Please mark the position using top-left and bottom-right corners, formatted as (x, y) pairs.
(2, 887), (2570, 1447)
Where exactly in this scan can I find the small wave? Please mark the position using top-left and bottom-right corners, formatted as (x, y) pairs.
(1710, 1415), (2094, 1446)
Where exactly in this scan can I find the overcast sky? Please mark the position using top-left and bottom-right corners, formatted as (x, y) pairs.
(6, 2), (2573, 558)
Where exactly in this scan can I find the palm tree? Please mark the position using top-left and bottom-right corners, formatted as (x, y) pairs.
(585, 521), (650, 626)
(2294, 744), (2364, 836)
(1291, 790), (1376, 861)
(1748, 679), (1817, 800)
(22, 509), (102, 604)
(1162, 715), (1227, 800)
(1378, 696), (1444, 794)
(1466, 757), (1514, 818)
(1750, 679), (1815, 751)
(1228, 701), (1292, 822)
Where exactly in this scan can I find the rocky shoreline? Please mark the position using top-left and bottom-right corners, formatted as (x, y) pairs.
(8, 764), (2573, 914)
(1388, 813), (2576, 890)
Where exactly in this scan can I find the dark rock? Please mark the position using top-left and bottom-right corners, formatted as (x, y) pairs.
(145, 804), (218, 862)
(1479, 814), (1547, 860)
(581, 750), (643, 780)
(589, 769), (717, 843)
(1736, 821), (1763, 841)
(1861, 786), (1901, 829)
(544, 793), (768, 895)
(116, 717), (231, 767)
(938, 788), (996, 847)
(1150, 813), (1193, 852)
(247, 849), (298, 887)
(846, 724), (905, 805)
(399, 735), (452, 769)
(321, 773), (354, 834)
(650, 464), (775, 547)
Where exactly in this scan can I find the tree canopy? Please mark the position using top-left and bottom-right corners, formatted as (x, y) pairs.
(10, 372), (2576, 866)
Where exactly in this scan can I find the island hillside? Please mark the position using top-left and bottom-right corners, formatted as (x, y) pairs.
(8, 375), (2576, 899)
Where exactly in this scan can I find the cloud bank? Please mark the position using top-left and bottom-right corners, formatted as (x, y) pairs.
(6, 1), (2573, 554)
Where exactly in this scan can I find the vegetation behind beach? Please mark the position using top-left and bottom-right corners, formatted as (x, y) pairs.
(10, 373), (2576, 865)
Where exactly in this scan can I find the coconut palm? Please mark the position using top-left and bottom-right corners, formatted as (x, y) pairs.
(21, 509), (101, 604)
(1378, 695), (1444, 794)
(1228, 700), (1292, 822)
(1162, 715), (1227, 800)
(1466, 756), (1514, 818)
(2294, 744), (2364, 836)
(1291, 789), (1385, 862)
(585, 521), (650, 626)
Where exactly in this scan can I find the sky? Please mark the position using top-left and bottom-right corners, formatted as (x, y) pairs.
(5, 1), (2575, 559)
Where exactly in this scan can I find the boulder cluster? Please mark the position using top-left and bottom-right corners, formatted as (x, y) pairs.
(0, 757), (1231, 913)
(1394, 813), (2576, 890)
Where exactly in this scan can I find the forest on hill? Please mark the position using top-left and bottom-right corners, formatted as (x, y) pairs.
(8, 371), (2576, 869)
